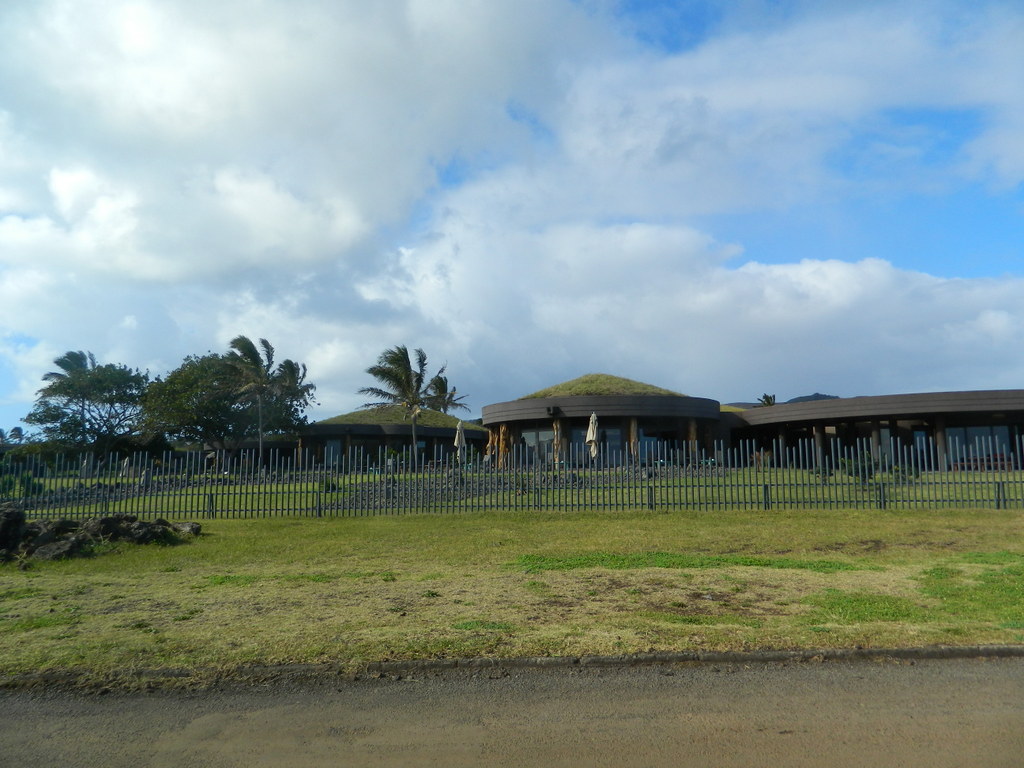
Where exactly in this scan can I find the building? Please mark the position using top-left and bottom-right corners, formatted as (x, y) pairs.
(735, 390), (1024, 466)
(302, 405), (488, 465)
(481, 374), (1024, 468)
(481, 374), (721, 463)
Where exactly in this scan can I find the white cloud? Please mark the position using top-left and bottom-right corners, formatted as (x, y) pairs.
(0, 1), (1021, 427)
(210, 168), (366, 262)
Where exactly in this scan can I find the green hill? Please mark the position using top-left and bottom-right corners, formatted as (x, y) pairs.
(520, 374), (685, 399)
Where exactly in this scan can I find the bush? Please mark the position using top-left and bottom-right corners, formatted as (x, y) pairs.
(840, 452), (876, 483)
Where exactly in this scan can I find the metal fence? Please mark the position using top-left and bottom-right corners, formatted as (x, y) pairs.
(4, 434), (1024, 520)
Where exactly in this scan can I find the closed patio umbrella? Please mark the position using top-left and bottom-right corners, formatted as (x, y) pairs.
(453, 420), (467, 464)
(585, 412), (599, 459)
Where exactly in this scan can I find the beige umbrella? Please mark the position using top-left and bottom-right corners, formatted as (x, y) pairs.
(453, 420), (467, 464)
(585, 412), (599, 459)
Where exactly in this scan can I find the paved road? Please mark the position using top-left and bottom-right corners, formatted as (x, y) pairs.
(3, 657), (1023, 767)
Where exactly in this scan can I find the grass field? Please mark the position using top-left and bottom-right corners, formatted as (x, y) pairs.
(2, 506), (1023, 686)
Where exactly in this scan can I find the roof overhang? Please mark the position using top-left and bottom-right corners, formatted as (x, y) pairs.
(482, 394), (721, 426)
(738, 390), (1024, 427)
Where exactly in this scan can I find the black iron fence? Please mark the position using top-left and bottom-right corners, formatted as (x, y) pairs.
(4, 435), (1024, 520)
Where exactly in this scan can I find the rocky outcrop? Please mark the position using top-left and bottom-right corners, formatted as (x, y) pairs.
(0, 505), (201, 563)
(0, 503), (26, 560)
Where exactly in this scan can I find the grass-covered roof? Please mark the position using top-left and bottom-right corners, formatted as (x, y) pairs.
(314, 405), (486, 430)
(520, 373), (685, 399)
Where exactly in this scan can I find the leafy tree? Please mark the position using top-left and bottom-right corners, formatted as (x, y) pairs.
(757, 393), (776, 407)
(24, 350), (149, 454)
(225, 336), (316, 461)
(358, 345), (448, 467)
(426, 372), (469, 414)
(142, 354), (252, 450)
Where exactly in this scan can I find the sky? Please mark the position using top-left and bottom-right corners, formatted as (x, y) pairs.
(0, 0), (1023, 431)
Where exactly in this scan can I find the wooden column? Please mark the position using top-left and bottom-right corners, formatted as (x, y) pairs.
(934, 416), (948, 470)
(813, 423), (826, 468)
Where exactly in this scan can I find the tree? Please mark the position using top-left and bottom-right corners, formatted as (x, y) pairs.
(270, 358), (317, 429)
(25, 350), (149, 454)
(224, 336), (317, 461)
(142, 354), (252, 451)
(44, 350), (98, 382)
(757, 393), (776, 407)
(0, 427), (24, 445)
(358, 345), (446, 468)
(425, 372), (469, 415)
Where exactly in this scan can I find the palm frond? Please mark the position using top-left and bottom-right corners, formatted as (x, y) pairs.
(43, 350), (96, 381)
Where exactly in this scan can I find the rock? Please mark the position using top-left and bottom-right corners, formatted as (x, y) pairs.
(172, 521), (202, 537)
(11, 513), (203, 562)
(22, 518), (81, 553)
(80, 515), (150, 541)
(26, 527), (57, 550)
(21, 519), (47, 543)
(122, 520), (176, 545)
(0, 503), (26, 554)
(50, 518), (81, 536)
(32, 533), (92, 561)
(81, 516), (123, 539)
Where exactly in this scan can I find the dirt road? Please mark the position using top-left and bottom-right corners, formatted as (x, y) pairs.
(2, 657), (1023, 767)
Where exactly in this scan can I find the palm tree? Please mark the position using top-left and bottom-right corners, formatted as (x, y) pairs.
(757, 393), (776, 407)
(0, 426), (24, 445)
(276, 359), (316, 407)
(41, 350), (98, 427)
(33, 351), (101, 448)
(225, 336), (316, 463)
(426, 372), (469, 415)
(358, 345), (439, 469)
(226, 335), (276, 462)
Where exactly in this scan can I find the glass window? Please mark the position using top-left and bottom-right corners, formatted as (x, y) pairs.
(600, 428), (623, 453)
(324, 440), (342, 465)
(993, 426), (1011, 452)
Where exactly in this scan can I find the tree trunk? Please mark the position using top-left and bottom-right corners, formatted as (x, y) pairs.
(410, 414), (418, 471)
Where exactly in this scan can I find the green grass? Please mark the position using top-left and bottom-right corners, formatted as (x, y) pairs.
(520, 373), (684, 399)
(802, 590), (930, 624)
(1, 506), (1022, 687)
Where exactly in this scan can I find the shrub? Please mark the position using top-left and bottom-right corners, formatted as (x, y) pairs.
(840, 452), (876, 483)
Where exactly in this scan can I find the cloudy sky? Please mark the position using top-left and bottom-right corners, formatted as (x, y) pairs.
(1, 0), (1022, 429)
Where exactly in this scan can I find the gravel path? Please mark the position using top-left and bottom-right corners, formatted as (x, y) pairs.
(3, 657), (1023, 767)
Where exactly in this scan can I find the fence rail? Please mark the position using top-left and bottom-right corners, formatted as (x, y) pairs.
(4, 435), (1024, 520)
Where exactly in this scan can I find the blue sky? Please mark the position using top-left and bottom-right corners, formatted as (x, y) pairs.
(0, 0), (1022, 436)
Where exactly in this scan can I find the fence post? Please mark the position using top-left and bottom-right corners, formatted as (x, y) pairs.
(762, 483), (771, 511)
(876, 483), (886, 510)
(206, 492), (216, 519)
(995, 481), (1004, 510)
(647, 485), (654, 512)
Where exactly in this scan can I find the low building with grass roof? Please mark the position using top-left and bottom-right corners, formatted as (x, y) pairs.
(302, 405), (488, 466)
(481, 374), (722, 464)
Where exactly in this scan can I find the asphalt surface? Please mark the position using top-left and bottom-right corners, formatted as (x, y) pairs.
(2, 656), (1024, 767)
